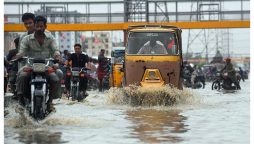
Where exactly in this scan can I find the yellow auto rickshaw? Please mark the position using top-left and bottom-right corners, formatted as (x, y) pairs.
(110, 47), (125, 87)
(123, 25), (183, 89)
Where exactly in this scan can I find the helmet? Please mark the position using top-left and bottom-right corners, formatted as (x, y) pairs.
(225, 57), (231, 62)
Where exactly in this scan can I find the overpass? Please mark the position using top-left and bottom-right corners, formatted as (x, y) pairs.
(4, 0), (250, 32)
(4, 21), (250, 32)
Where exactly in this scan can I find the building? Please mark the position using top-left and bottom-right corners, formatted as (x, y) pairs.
(56, 32), (75, 53)
(86, 32), (112, 58)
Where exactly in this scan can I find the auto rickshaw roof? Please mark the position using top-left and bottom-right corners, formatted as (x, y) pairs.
(112, 47), (125, 51)
(128, 25), (180, 32)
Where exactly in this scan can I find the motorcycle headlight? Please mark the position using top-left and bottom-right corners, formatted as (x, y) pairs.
(33, 63), (46, 73)
(72, 71), (80, 76)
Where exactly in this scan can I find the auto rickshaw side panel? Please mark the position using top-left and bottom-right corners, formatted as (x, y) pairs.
(111, 63), (124, 87)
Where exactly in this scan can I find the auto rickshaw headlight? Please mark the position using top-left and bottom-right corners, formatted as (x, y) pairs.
(143, 69), (162, 81)
(147, 71), (159, 80)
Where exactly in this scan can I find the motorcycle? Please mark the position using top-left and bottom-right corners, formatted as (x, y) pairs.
(212, 72), (240, 90)
(192, 76), (205, 89)
(14, 57), (55, 120)
(182, 69), (205, 89)
(66, 67), (89, 101)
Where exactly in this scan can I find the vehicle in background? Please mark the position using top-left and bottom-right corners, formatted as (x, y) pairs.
(109, 47), (125, 87)
(66, 67), (88, 101)
(212, 72), (241, 90)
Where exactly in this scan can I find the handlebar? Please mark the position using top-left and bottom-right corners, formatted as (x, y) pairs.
(10, 57), (24, 63)
(12, 57), (56, 67)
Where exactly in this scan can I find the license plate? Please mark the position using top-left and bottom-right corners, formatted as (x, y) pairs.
(61, 84), (65, 87)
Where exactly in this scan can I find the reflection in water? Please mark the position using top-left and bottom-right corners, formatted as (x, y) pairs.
(16, 129), (67, 144)
(126, 109), (188, 143)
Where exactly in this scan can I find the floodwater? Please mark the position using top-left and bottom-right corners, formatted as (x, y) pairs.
(4, 80), (249, 144)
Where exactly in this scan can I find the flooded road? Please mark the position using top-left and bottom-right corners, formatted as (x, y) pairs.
(4, 80), (249, 144)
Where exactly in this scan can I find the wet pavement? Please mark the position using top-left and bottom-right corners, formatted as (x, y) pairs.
(4, 80), (249, 144)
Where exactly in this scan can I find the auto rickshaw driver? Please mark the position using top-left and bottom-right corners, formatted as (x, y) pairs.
(137, 36), (168, 54)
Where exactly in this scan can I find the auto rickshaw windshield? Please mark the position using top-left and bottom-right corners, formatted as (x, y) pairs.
(127, 32), (178, 55)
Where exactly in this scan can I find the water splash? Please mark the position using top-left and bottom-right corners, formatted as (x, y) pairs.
(106, 85), (194, 106)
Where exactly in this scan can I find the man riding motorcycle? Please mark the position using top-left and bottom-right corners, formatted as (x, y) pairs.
(15, 15), (63, 112)
(65, 43), (89, 98)
(220, 57), (241, 89)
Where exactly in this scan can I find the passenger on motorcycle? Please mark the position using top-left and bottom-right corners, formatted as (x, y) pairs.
(65, 43), (89, 97)
(15, 15), (63, 112)
(18, 13), (36, 50)
(220, 58), (241, 89)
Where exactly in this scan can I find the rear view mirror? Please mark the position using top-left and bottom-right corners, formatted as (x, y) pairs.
(119, 68), (124, 72)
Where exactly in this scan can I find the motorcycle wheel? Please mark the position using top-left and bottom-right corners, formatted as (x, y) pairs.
(212, 81), (220, 90)
(71, 86), (78, 101)
(33, 96), (43, 119)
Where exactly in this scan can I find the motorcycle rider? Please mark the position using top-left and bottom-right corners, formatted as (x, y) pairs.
(221, 58), (241, 89)
(15, 15), (63, 112)
(5, 13), (35, 97)
(66, 43), (89, 98)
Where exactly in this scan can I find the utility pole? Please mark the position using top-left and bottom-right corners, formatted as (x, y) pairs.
(204, 29), (209, 64)
(216, 29), (219, 52)
(227, 28), (230, 57)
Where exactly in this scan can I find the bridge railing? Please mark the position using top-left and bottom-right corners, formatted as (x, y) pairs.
(4, 0), (250, 24)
